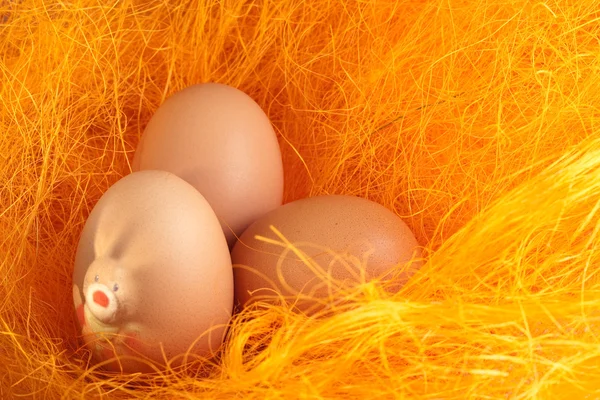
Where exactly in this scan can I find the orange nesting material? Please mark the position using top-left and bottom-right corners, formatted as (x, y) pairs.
(3, 0), (600, 398)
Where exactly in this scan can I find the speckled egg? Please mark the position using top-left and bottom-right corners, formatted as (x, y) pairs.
(231, 195), (422, 313)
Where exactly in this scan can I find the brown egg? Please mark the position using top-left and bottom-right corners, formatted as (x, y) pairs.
(72, 170), (233, 373)
(132, 83), (284, 247)
(231, 195), (422, 313)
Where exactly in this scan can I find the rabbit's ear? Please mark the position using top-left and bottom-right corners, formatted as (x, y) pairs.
(73, 283), (87, 329)
(73, 284), (83, 310)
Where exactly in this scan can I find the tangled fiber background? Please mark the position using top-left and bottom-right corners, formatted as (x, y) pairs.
(2, 0), (600, 398)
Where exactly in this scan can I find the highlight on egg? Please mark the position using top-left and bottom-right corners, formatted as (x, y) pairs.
(132, 82), (284, 247)
(231, 195), (423, 314)
(72, 170), (234, 373)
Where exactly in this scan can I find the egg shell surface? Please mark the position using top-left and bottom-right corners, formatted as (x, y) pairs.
(132, 83), (284, 247)
(231, 195), (422, 313)
(72, 170), (233, 373)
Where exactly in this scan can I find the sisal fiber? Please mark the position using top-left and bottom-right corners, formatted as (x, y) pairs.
(2, 0), (600, 398)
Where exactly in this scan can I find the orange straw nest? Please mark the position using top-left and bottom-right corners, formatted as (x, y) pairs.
(2, 0), (600, 398)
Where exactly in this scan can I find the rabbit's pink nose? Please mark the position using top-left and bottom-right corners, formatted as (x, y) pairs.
(93, 291), (109, 308)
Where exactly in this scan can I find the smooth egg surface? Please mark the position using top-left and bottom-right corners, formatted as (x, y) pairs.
(231, 195), (423, 313)
(132, 83), (284, 247)
(72, 170), (233, 373)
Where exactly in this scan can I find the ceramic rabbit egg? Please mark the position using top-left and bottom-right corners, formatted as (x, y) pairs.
(72, 170), (233, 373)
